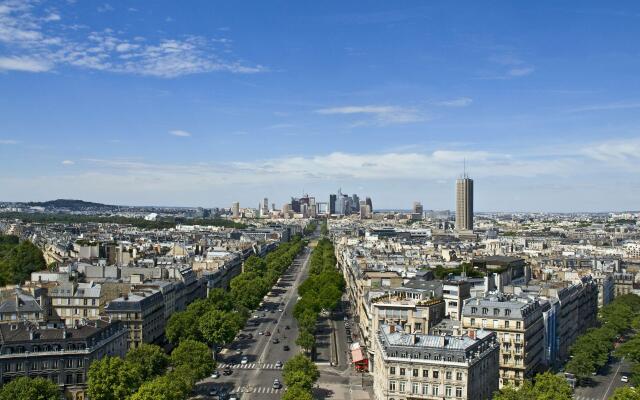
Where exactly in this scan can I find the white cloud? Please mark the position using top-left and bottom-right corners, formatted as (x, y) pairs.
(581, 138), (640, 164)
(0, 139), (19, 144)
(315, 105), (423, 125)
(0, 56), (52, 72)
(434, 97), (473, 107)
(0, 1), (265, 78)
(97, 4), (114, 13)
(567, 102), (640, 113)
(43, 13), (60, 21)
(169, 129), (191, 137)
(508, 67), (535, 77)
(61, 160), (75, 165)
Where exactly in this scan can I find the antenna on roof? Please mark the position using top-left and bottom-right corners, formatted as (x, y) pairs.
(463, 158), (467, 178)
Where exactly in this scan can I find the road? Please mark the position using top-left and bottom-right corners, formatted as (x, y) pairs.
(194, 237), (315, 399)
(573, 357), (632, 400)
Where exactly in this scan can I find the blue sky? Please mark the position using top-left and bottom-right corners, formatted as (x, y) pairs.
(1, 1), (640, 211)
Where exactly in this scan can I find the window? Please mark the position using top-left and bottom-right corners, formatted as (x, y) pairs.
(505, 321), (510, 328)
(446, 371), (452, 379)
(399, 381), (406, 392)
(412, 383), (419, 394)
(389, 381), (396, 391)
(390, 366), (396, 375)
(456, 387), (463, 397)
(456, 372), (463, 380)
(471, 307), (477, 313)
(493, 320), (499, 328)
(433, 370), (439, 379)
(446, 386), (452, 396)
(482, 308), (488, 315)
(493, 308), (500, 316)
(470, 318), (475, 326)
(66, 374), (73, 385)
(432, 386), (439, 396)
(66, 359), (73, 368)
(399, 368), (405, 376)
(516, 321), (521, 329)
(413, 369), (419, 377)
(422, 384), (429, 395)
(505, 309), (511, 316)
(422, 369), (429, 378)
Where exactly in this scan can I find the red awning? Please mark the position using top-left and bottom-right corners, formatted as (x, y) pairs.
(351, 348), (367, 363)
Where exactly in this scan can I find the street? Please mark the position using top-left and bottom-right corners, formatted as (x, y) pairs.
(573, 357), (632, 400)
(193, 239), (314, 399)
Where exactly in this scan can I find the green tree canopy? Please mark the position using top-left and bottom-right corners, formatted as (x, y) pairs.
(87, 356), (143, 400)
(170, 339), (214, 380)
(125, 343), (169, 381)
(0, 376), (59, 400)
(283, 354), (319, 384)
(282, 384), (314, 400)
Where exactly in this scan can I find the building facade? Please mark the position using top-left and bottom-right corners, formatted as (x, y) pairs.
(372, 324), (499, 400)
(455, 176), (474, 231)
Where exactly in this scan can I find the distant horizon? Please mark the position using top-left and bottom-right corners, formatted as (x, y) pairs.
(1, 198), (638, 215)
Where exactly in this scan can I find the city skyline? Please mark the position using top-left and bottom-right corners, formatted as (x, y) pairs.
(2, 1), (640, 211)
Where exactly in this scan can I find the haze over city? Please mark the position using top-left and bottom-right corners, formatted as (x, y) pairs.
(1, 1), (640, 211)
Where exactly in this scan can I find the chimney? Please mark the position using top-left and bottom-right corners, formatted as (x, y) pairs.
(389, 324), (395, 333)
(468, 330), (476, 340)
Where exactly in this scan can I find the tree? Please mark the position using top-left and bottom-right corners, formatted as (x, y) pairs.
(611, 387), (640, 400)
(296, 330), (316, 353)
(565, 350), (596, 379)
(170, 339), (214, 380)
(125, 343), (169, 381)
(87, 356), (143, 400)
(165, 310), (201, 344)
(0, 376), (59, 400)
(532, 371), (573, 400)
(283, 354), (319, 384)
(129, 371), (192, 400)
(198, 309), (240, 346)
(282, 384), (314, 400)
(284, 370), (315, 390)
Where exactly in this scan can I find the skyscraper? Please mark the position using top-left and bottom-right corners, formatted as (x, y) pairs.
(365, 197), (373, 213)
(455, 174), (474, 231)
(329, 194), (336, 215)
(231, 202), (240, 218)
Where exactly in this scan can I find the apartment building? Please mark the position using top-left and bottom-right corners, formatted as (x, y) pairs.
(373, 324), (499, 400)
(461, 295), (544, 388)
(0, 320), (127, 400)
(104, 289), (164, 349)
(49, 282), (104, 326)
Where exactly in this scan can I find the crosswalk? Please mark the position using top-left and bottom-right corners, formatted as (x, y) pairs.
(231, 385), (283, 394)
(217, 362), (282, 370)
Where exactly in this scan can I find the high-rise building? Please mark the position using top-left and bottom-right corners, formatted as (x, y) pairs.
(291, 197), (301, 213)
(352, 194), (360, 212)
(412, 201), (424, 215)
(231, 202), (240, 218)
(262, 197), (269, 215)
(365, 197), (373, 213)
(455, 175), (474, 231)
(329, 194), (337, 215)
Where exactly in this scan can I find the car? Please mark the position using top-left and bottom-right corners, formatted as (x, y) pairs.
(265, 331), (271, 336)
(285, 325), (290, 330)
(211, 370), (219, 379)
(236, 350), (243, 355)
(622, 375), (629, 383)
(258, 331), (264, 335)
(261, 313), (266, 317)
(283, 345), (290, 351)
(223, 367), (232, 375)
(273, 338), (280, 344)
(270, 310), (275, 313)
(343, 316), (348, 321)
(246, 333), (253, 339)
(278, 308), (283, 312)
(275, 360), (283, 368)
(209, 388), (219, 396)
(273, 379), (281, 389)
(241, 356), (248, 364)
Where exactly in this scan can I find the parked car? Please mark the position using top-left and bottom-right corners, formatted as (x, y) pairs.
(265, 331), (271, 336)
(283, 345), (290, 351)
(622, 375), (629, 383)
(273, 379), (281, 389)
(241, 356), (248, 364)
(275, 360), (283, 368)
(246, 333), (253, 339)
(285, 325), (290, 330)
(223, 367), (232, 375)
(273, 338), (280, 344)
(211, 370), (219, 379)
